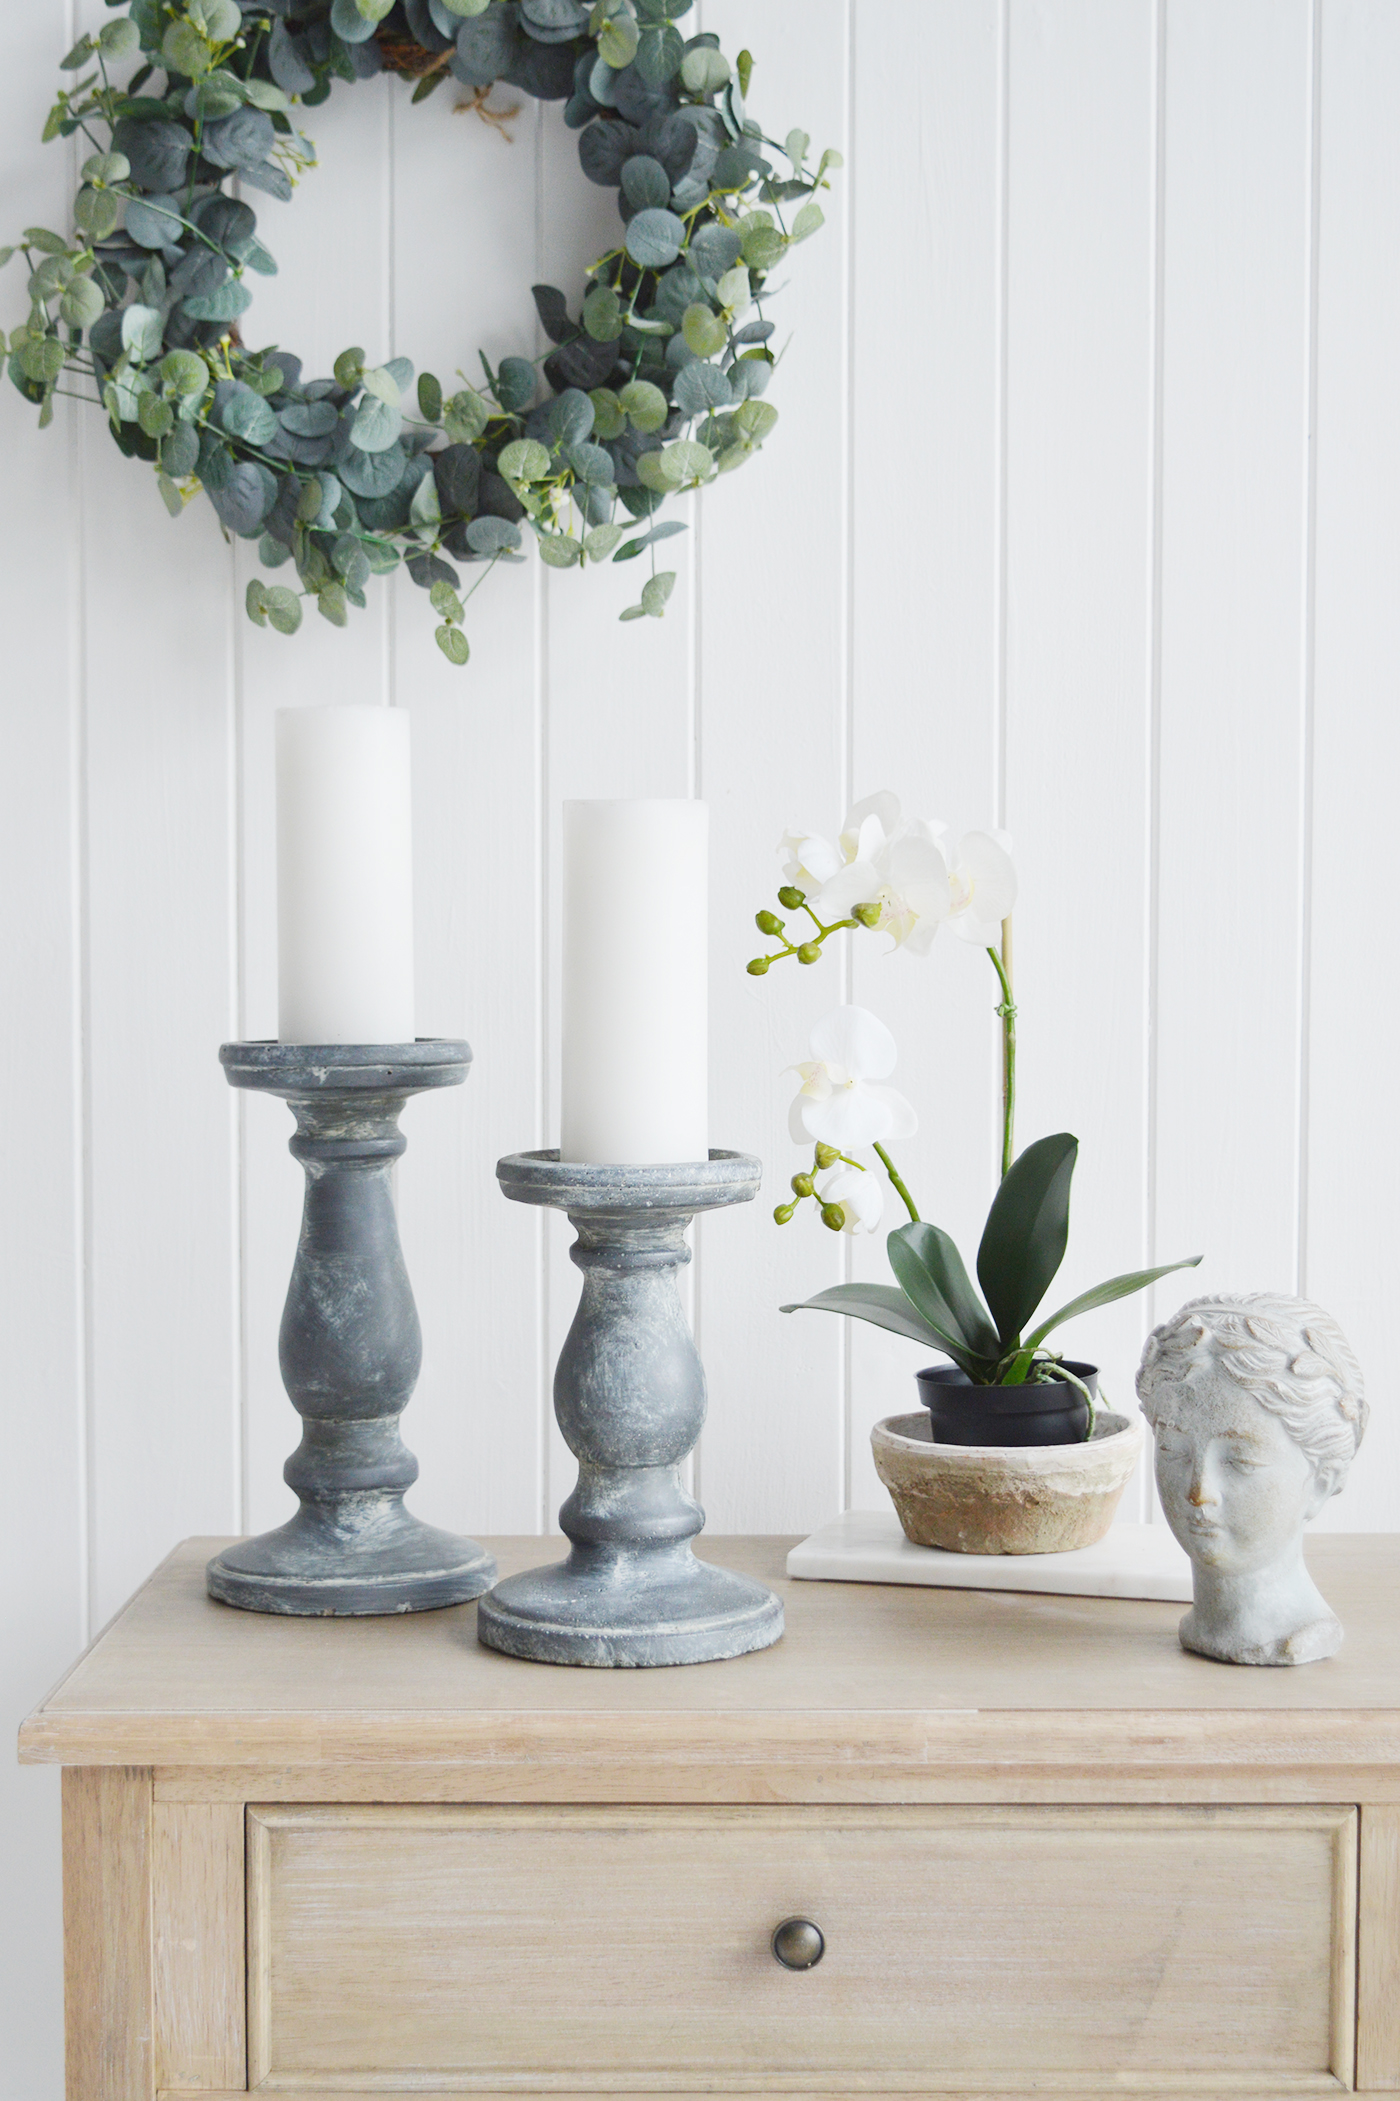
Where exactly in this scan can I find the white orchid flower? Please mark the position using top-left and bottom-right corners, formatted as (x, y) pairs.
(788, 1005), (918, 1151)
(928, 825), (1018, 945)
(817, 1160), (884, 1234)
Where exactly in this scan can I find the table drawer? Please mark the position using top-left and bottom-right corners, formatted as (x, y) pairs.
(247, 1803), (1356, 2093)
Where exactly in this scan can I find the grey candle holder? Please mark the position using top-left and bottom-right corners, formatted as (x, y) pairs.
(206, 1040), (497, 1617)
(477, 1149), (785, 1668)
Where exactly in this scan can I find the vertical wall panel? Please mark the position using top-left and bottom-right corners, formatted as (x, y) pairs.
(1001, 0), (1158, 1491)
(696, 0), (854, 1532)
(73, 0), (243, 1622)
(1306, 0), (1400, 1530)
(845, 0), (1003, 1506)
(0, 12), (88, 2093)
(1153, 0), (1314, 1315)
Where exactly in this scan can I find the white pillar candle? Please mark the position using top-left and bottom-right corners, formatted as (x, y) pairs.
(560, 799), (708, 1164)
(276, 705), (415, 1046)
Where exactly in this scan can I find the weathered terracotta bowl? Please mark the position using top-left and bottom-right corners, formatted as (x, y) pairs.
(871, 1409), (1144, 1555)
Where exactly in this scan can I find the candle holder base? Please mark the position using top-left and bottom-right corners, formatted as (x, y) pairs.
(477, 1542), (783, 1667)
(212, 1042), (497, 1617)
(208, 1515), (497, 1618)
(482, 1151), (783, 1668)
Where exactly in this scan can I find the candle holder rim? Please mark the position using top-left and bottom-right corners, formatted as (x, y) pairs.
(496, 1147), (761, 1214)
(220, 1038), (471, 1094)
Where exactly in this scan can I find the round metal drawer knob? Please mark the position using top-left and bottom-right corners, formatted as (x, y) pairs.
(771, 1917), (825, 1970)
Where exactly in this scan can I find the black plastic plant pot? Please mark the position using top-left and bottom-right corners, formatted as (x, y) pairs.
(915, 1362), (1099, 1447)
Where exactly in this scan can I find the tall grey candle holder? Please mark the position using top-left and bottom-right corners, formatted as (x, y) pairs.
(206, 1040), (497, 1617)
(477, 1149), (785, 1668)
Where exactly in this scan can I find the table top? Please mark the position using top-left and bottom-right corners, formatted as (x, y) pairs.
(19, 1534), (1400, 1773)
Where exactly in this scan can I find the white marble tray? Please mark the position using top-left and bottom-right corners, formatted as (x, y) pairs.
(786, 1508), (1193, 1602)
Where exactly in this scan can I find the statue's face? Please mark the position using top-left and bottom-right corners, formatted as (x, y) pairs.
(1150, 1356), (1323, 1575)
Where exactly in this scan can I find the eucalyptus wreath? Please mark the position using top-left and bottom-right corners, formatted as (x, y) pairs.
(3, 0), (839, 665)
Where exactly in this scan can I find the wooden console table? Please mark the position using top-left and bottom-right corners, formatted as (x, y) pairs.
(20, 1534), (1400, 2101)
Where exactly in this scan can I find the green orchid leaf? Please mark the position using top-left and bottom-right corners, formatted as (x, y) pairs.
(779, 1283), (978, 1375)
(1023, 1255), (1204, 1354)
(976, 1132), (1079, 1347)
(886, 1222), (1001, 1360)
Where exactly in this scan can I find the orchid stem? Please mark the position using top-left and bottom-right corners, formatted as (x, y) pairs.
(987, 920), (1016, 1180)
(873, 1144), (920, 1223)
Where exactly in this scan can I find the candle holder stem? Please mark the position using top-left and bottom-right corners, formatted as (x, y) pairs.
(478, 1151), (784, 1667)
(207, 1041), (496, 1616)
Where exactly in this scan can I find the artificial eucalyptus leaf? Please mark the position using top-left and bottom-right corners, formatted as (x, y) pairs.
(589, 385), (626, 438)
(640, 568), (675, 615)
(498, 436), (551, 482)
(681, 302), (726, 359)
(444, 387), (489, 443)
(976, 1132), (1080, 1347)
(582, 282), (622, 342)
(453, 2), (520, 86)
(160, 421), (200, 477)
(597, 14), (638, 67)
(583, 521), (623, 559)
(625, 207), (686, 271)
(59, 276), (105, 331)
(495, 355), (536, 413)
(621, 154), (672, 210)
(465, 514), (522, 555)
(120, 303), (163, 363)
(207, 459), (276, 536)
(635, 20), (683, 85)
(279, 399), (339, 438)
(673, 358), (732, 416)
(182, 280), (252, 321)
(578, 117), (644, 187)
(618, 378), (667, 432)
(436, 623), (470, 663)
(548, 387), (594, 448)
(352, 393), (402, 452)
(433, 442), (480, 516)
(264, 585), (303, 634)
(537, 532), (582, 567)
(337, 440), (407, 499)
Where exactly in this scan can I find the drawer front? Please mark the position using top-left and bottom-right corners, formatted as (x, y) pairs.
(247, 1804), (1356, 2092)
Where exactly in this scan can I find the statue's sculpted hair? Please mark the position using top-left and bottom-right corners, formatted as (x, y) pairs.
(1136, 1292), (1367, 1488)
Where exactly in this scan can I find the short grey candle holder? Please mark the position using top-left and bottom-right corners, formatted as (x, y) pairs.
(477, 1149), (785, 1668)
(206, 1040), (497, 1617)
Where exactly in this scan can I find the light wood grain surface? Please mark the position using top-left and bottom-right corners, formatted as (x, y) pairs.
(1359, 1803), (1400, 2089)
(244, 1803), (1355, 2092)
(62, 1767), (153, 2101)
(18, 1537), (1400, 1779)
(151, 1801), (245, 2092)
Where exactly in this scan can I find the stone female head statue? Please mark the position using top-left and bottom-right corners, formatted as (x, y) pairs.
(1136, 1293), (1366, 1666)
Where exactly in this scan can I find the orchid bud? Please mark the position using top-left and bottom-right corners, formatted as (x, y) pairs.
(777, 886), (804, 910)
(852, 901), (881, 928)
(755, 909), (784, 936)
(773, 1201), (796, 1224)
(791, 1172), (814, 1197)
(746, 956), (769, 976)
(796, 941), (821, 964)
(814, 1143), (839, 1170)
(820, 1203), (846, 1231)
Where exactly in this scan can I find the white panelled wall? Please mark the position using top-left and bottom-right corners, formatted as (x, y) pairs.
(2, 0), (1398, 2087)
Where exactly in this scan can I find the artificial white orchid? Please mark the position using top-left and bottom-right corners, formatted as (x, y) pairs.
(930, 825), (1018, 946)
(788, 1005), (918, 1151)
(815, 1160), (884, 1234)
